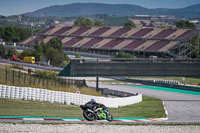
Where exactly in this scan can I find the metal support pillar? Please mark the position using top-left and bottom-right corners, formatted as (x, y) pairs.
(96, 77), (99, 91)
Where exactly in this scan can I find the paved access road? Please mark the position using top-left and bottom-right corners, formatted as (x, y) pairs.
(87, 82), (200, 123)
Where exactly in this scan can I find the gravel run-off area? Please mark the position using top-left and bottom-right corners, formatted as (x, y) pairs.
(0, 124), (200, 133)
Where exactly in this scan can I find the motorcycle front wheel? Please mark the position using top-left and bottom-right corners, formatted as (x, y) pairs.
(106, 112), (113, 122)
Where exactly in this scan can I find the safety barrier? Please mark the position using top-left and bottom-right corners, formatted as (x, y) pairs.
(0, 84), (142, 108)
(125, 78), (200, 92)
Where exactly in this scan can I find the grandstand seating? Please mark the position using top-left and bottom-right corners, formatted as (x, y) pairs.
(112, 40), (133, 50)
(63, 37), (83, 47)
(166, 29), (187, 39)
(100, 39), (124, 49)
(100, 27), (119, 37)
(45, 27), (63, 34)
(35, 36), (47, 42)
(153, 29), (177, 39)
(158, 41), (178, 52)
(90, 27), (110, 36)
(40, 26), (55, 34)
(82, 27), (99, 36)
(109, 27), (131, 37)
(43, 36), (54, 43)
(81, 38), (103, 48)
(130, 28), (153, 38)
(122, 40), (145, 50)
(176, 29), (195, 40)
(145, 40), (170, 51)
(93, 39), (112, 48)
(134, 41), (157, 51)
(72, 38), (92, 47)
(22, 26), (197, 55)
(70, 27), (91, 36)
(143, 29), (163, 38)
(53, 27), (72, 35)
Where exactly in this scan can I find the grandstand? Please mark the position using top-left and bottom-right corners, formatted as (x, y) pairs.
(22, 26), (198, 58)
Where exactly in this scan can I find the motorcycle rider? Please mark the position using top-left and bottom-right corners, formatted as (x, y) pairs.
(84, 99), (99, 112)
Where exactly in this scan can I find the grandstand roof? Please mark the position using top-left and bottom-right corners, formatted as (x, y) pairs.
(22, 26), (197, 53)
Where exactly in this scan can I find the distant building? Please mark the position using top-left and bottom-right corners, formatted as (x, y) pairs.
(131, 15), (178, 28)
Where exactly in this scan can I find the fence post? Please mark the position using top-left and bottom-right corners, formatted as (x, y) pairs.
(51, 79), (53, 86)
(68, 79), (71, 86)
(47, 78), (48, 88)
(42, 77), (44, 87)
(64, 79), (67, 87)
(18, 70), (21, 84)
(38, 76), (40, 86)
(29, 74), (31, 85)
(34, 75), (36, 85)
(5, 68), (8, 83)
(55, 77), (56, 88)
(24, 73), (26, 84)
(12, 70), (15, 85)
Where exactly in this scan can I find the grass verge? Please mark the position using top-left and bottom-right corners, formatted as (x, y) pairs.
(0, 96), (166, 118)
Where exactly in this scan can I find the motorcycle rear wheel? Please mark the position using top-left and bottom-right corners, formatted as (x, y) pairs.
(83, 110), (96, 121)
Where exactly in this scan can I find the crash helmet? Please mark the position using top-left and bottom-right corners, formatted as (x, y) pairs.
(90, 99), (96, 104)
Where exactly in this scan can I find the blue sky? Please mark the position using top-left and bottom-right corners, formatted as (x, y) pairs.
(0, 0), (200, 16)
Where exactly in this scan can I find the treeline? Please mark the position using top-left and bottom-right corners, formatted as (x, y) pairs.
(0, 26), (31, 43)
(176, 20), (196, 29)
(0, 38), (69, 67)
(74, 17), (103, 26)
(0, 45), (16, 59)
(74, 17), (136, 27)
(21, 38), (69, 67)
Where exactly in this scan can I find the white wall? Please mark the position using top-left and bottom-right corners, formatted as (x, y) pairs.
(0, 84), (142, 108)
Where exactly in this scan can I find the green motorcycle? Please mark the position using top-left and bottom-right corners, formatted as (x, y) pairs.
(80, 104), (113, 122)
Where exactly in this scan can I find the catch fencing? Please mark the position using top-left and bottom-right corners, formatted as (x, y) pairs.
(0, 67), (86, 89)
(0, 84), (142, 108)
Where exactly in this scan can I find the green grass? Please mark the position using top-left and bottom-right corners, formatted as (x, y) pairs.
(0, 96), (166, 118)
(110, 96), (166, 118)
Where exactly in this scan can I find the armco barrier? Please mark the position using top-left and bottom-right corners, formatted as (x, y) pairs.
(0, 84), (142, 108)
(124, 78), (200, 92)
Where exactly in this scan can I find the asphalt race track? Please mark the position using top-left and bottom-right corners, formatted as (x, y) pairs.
(87, 82), (200, 123)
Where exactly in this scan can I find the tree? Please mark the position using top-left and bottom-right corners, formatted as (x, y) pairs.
(75, 54), (81, 58)
(45, 47), (69, 67)
(5, 48), (16, 59)
(52, 53), (66, 67)
(94, 20), (103, 26)
(74, 17), (93, 27)
(123, 21), (136, 28)
(16, 27), (31, 41)
(47, 38), (63, 52)
(45, 47), (58, 63)
(84, 18), (93, 26)
(176, 20), (196, 29)
(20, 49), (34, 58)
(0, 26), (31, 42)
(113, 51), (136, 58)
(3, 26), (17, 42)
(160, 25), (168, 29)
(0, 45), (6, 58)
